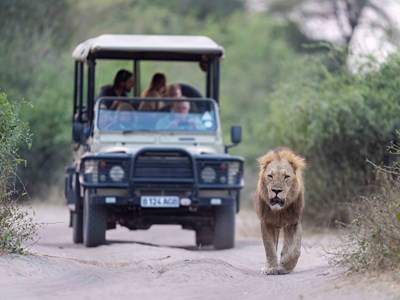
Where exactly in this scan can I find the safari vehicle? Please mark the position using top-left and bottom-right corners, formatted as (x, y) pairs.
(65, 34), (244, 249)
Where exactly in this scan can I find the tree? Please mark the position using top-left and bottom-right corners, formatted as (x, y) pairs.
(267, 0), (398, 61)
(0, 1), (73, 196)
(0, 0), (72, 98)
(140, 0), (244, 20)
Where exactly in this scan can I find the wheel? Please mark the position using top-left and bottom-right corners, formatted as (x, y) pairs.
(72, 211), (83, 243)
(72, 173), (83, 243)
(195, 226), (214, 247)
(213, 201), (236, 250)
(83, 189), (107, 247)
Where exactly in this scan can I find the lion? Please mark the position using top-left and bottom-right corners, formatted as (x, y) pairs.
(254, 147), (306, 275)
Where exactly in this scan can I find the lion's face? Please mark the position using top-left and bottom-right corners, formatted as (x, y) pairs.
(257, 148), (305, 211)
(262, 160), (296, 210)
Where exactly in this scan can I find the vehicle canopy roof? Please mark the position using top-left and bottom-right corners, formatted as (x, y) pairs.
(72, 34), (224, 62)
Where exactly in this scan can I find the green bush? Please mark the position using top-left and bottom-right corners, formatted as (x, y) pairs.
(0, 0), (71, 100)
(0, 92), (31, 187)
(260, 51), (400, 225)
(18, 62), (72, 195)
(0, 92), (39, 255)
(0, 0), (73, 196)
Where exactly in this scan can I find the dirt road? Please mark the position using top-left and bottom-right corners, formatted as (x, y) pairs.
(0, 205), (398, 300)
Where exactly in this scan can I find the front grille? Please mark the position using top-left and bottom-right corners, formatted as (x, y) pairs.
(133, 151), (193, 180)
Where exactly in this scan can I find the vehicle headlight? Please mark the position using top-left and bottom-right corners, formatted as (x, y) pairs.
(201, 166), (216, 183)
(228, 161), (241, 185)
(81, 159), (128, 184)
(109, 165), (125, 182)
(83, 160), (98, 183)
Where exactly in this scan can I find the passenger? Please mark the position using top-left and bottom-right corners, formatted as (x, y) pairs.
(106, 102), (136, 131)
(155, 101), (202, 130)
(96, 69), (134, 109)
(159, 83), (184, 111)
(166, 84), (183, 98)
(139, 73), (167, 111)
(141, 72), (167, 97)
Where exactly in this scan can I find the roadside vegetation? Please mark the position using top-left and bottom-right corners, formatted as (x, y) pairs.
(0, 92), (38, 255)
(0, 0), (399, 270)
(263, 51), (400, 226)
(332, 137), (400, 279)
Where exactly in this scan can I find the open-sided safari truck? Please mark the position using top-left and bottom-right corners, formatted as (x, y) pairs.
(65, 34), (244, 248)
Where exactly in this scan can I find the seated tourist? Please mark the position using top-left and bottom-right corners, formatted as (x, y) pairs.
(138, 72), (167, 111)
(155, 101), (202, 130)
(106, 102), (136, 131)
(96, 69), (134, 109)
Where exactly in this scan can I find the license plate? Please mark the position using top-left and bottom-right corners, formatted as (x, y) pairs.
(140, 196), (180, 208)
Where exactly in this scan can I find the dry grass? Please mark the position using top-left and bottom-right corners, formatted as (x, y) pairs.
(332, 171), (400, 279)
(0, 197), (40, 255)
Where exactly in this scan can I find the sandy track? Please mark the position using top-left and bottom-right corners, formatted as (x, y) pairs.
(0, 205), (398, 300)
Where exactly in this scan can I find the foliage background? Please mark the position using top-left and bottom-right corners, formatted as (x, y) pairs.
(0, 0), (399, 225)
(0, 92), (38, 254)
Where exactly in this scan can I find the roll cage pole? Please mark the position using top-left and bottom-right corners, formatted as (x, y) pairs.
(206, 58), (220, 103)
(87, 59), (96, 124)
(73, 61), (78, 121)
(134, 60), (140, 97)
(78, 62), (84, 122)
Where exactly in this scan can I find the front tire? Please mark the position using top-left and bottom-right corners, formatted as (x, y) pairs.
(213, 201), (236, 250)
(83, 189), (107, 247)
(72, 172), (83, 243)
(72, 212), (83, 243)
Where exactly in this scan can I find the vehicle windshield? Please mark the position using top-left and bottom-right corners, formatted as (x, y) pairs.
(97, 98), (218, 132)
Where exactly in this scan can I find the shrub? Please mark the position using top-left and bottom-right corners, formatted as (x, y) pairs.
(332, 137), (400, 276)
(260, 51), (400, 225)
(18, 63), (72, 195)
(0, 92), (39, 255)
(0, 199), (39, 255)
(0, 0), (72, 197)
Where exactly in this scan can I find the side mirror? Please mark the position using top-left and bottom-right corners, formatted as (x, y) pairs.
(225, 125), (242, 153)
(231, 125), (242, 144)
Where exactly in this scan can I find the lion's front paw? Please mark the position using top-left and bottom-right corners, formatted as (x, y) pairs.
(261, 267), (279, 275)
(261, 267), (291, 275)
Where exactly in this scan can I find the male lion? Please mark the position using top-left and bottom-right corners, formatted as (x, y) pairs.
(254, 147), (306, 275)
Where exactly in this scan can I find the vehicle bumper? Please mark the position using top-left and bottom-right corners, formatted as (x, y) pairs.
(89, 194), (234, 208)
